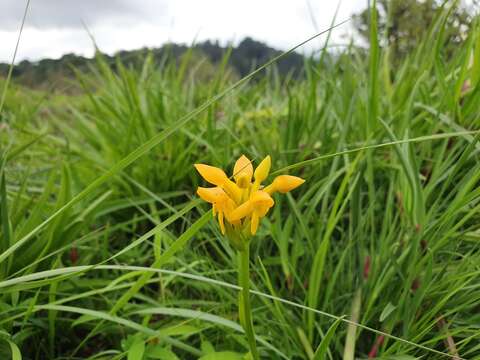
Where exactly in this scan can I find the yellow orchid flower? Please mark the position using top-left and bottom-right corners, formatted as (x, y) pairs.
(195, 154), (304, 360)
(195, 154), (304, 236)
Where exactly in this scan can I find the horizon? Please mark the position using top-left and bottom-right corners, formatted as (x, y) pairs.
(1, 35), (352, 66)
(0, 0), (364, 64)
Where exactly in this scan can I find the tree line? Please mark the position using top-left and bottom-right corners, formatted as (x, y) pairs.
(1, 0), (476, 90)
(0, 38), (305, 90)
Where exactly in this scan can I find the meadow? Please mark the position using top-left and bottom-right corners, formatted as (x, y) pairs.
(0, 5), (480, 360)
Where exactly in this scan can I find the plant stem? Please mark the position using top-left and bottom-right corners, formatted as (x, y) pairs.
(238, 247), (260, 359)
(343, 288), (362, 360)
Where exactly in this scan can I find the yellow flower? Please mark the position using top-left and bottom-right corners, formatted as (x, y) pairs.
(195, 155), (304, 236)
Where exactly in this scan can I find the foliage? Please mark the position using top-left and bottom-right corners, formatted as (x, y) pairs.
(354, 0), (478, 60)
(0, 38), (304, 91)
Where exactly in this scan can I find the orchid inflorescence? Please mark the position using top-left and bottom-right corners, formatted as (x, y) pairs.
(194, 155), (304, 242)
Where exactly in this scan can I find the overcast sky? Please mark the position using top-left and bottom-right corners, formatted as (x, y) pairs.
(0, 0), (366, 63)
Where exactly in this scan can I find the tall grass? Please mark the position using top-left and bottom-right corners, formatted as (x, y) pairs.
(0, 3), (479, 359)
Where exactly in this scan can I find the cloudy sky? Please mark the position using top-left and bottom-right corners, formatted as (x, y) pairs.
(0, 0), (366, 63)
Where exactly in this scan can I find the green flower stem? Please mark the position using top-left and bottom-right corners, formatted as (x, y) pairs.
(238, 246), (260, 359)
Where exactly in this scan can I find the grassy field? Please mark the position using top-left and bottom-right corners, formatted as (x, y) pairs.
(1, 5), (480, 360)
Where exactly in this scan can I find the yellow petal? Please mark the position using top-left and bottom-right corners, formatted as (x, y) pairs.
(265, 175), (305, 194)
(218, 210), (226, 234)
(230, 191), (274, 222)
(250, 190), (274, 207)
(250, 211), (260, 235)
(222, 178), (243, 204)
(196, 186), (228, 204)
(254, 155), (271, 184)
(224, 198), (238, 223)
(233, 155), (253, 188)
(229, 201), (254, 221)
(256, 204), (271, 217)
(194, 164), (228, 186)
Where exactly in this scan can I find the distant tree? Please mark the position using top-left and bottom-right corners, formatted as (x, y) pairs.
(0, 37), (305, 90)
(354, 0), (478, 59)
(231, 37), (304, 77)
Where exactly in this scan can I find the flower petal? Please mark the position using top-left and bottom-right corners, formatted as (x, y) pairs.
(250, 211), (260, 235)
(250, 190), (274, 207)
(196, 186), (228, 203)
(229, 190), (274, 223)
(254, 155), (271, 184)
(265, 175), (305, 194)
(218, 210), (226, 234)
(233, 155), (253, 188)
(194, 164), (228, 186)
(229, 201), (254, 221)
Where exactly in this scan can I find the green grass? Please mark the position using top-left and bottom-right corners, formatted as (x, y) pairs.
(0, 3), (480, 360)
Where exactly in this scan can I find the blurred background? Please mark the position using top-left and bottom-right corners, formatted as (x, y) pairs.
(1, 0), (478, 90)
(0, 0), (365, 62)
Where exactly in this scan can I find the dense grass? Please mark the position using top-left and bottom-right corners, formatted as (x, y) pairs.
(1, 5), (480, 360)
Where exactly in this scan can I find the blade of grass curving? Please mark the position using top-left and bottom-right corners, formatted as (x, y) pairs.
(454, 27), (475, 102)
(71, 211), (212, 355)
(0, 0), (30, 115)
(381, 120), (425, 227)
(134, 307), (288, 359)
(0, 19), (349, 266)
(272, 131), (480, 175)
(5, 133), (45, 162)
(7, 339), (22, 360)
(312, 316), (344, 360)
(0, 156), (11, 278)
(367, 0), (379, 133)
(307, 157), (360, 340)
(6, 198), (200, 285)
(473, 19), (480, 87)
(110, 211), (211, 315)
(37, 304), (202, 356)
(0, 265), (465, 359)
(416, 103), (480, 150)
(365, 0), (380, 237)
(343, 289), (362, 360)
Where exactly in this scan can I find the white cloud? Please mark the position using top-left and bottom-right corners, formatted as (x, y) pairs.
(0, 0), (367, 63)
(0, 0), (169, 30)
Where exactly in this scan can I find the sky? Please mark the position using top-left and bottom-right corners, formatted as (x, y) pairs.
(0, 0), (367, 63)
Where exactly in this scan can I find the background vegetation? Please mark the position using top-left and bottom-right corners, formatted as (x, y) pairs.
(0, 0), (479, 359)
(0, 38), (304, 92)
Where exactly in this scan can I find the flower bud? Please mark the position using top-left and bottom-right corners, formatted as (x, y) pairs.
(266, 175), (305, 194)
(233, 155), (253, 188)
(254, 155), (271, 184)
